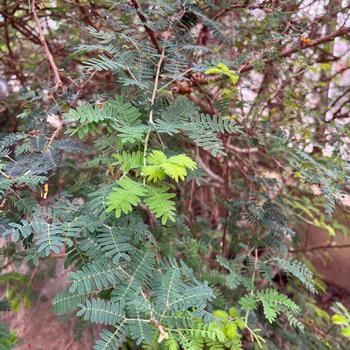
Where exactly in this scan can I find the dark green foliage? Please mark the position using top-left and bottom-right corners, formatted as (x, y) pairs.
(0, 323), (17, 350)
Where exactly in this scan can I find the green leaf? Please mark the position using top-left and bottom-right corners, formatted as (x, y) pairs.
(142, 164), (166, 182)
(341, 326), (350, 337)
(142, 151), (196, 183)
(144, 186), (176, 224)
(93, 324), (128, 350)
(95, 225), (133, 263)
(257, 289), (300, 324)
(77, 299), (125, 325)
(116, 124), (146, 144)
(64, 97), (143, 140)
(111, 250), (155, 303)
(52, 288), (90, 315)
(239, 294), (257, 312)
(274, 258), (316, 293)
(205, 63), (239, 85)
(106, 177), (148, 217)
(67, 260), (127, 294)
(332, 314), (348, 325)
(112, 151), (143, 174)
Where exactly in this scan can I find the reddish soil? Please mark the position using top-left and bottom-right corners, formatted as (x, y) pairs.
(1, 261), (99, 350)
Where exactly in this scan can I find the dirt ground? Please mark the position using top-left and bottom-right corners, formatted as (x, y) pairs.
(1, 260), (100, 350)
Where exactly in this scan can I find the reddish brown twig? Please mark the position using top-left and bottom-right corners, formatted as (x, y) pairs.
(46, 121), (63, 148)
(31, 0), (63, 89)
(74, 0), (98, 30)
(130, 0), (162, 54)
(290, 243), (350, 254)
(221, 136), (232, 257)
(239, 26), (350, 74)
(28, 263), (39, 287)
(64, 340), (74, 350)
(188, 178), (195, 224)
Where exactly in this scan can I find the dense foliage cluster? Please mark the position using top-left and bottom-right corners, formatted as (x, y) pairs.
(2, 0), (350, 349)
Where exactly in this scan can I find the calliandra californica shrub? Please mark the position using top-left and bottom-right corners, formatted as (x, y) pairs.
(1, 1), (350, 349)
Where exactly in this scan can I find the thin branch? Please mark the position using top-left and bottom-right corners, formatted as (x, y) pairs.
(31, 0), (63, 89)
(196, 156), (224, 184)
(282, 27), (350, 57)
(0, 11), (41, 45)
(227, 144), (258, 154)
(130, 0), (162, 54)
(213, 0), (271, 20)
(74, 0), (98, 30)
(2, 3), (14, 60)
(189, 73), (217, 115)
(69, 70), (97, 103)
(143, 49), (165, 172)
(221, 136), (231, 257)
(149, 49), (165, 124)
(291, 243), (350, 253)
(46, 121), (63, 149)
(239, 26), (350, 74)
(0, 170), (11, 179)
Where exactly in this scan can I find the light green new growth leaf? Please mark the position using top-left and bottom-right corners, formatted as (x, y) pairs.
(161, 162), (187, 182)
(332, 314), (348, 325)
(144, 186), (176, 224)
(142, 150), (168, 182)
(164, 154), (197, 181)
(107, 177), (148, 218)
(106, 176), (177, 224)
(147, 150), (168, 165)
(341, 326), (350, 337)
(0, 322), (16, 350)
(142, 151), (197, 183)
(204, 63), (239, 85)
(112, 151), (143, 174)
(331, 303), (350, 337)
(165, 337), (179, 350)
(142, 165), (166, 183)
